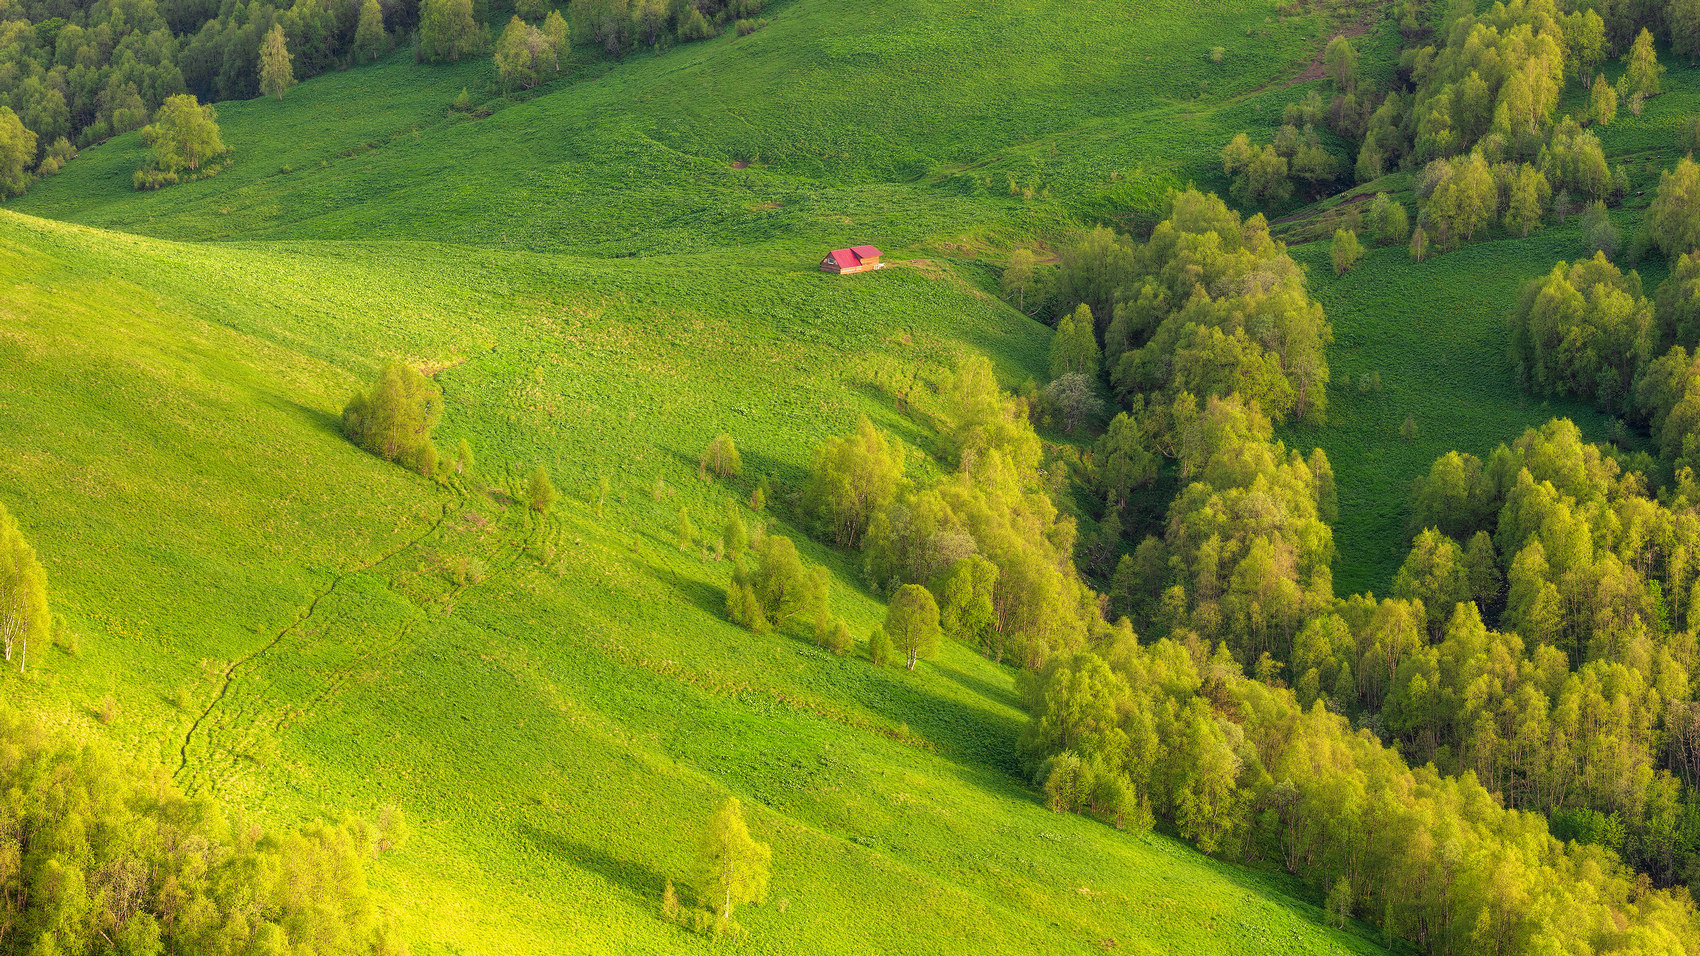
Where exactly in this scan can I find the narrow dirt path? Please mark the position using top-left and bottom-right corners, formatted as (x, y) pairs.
(175, 504), (450, 779)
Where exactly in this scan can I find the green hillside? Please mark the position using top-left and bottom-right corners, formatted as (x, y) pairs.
(0, 210), (1386, 954)
(15, 0), (1361, 250)
(23, 0), (1700, 951)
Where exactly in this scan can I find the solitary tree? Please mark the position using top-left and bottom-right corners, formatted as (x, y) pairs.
(528, 465), (557, 514)
(0, 501), (48, 672)
(1618, 28), (1664, 112)
(885, 584), (941, 670)
(1331, 228), (1364, 275)
(697, 798), (771, 926)
(699, 433), (742, 479)
(0, 107), (36, 198)
(341, 361), (444, 474)
(721, 512), (748, 559)
(259, 24), (295, 100)
(1591, 75), (1617, 126)
(1002, 249), (1038, 312)
(1324, 35), (1358, 92)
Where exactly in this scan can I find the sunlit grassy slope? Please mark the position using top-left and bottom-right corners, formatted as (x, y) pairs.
(0, 0), (1495, 951)
(0, 205), (1394, 954)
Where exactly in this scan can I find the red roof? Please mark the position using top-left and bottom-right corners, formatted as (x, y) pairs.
(829, 249), (859, 269)
(850, 245), (882, 258)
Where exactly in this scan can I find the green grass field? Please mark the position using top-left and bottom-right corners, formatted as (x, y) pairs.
(0, 0), (1402, 941)
(14, 0), (1676, 950)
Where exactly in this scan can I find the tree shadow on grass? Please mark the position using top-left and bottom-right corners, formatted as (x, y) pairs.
(929, 657), (1022, 713)
(516, 823), (670, 906)
(260, 390), (342, 438)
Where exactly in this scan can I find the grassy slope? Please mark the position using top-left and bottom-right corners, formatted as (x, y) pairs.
(16, 0), (1332, 250)
(0, 0), (1402, 943)
(0, 209), (1393, 955)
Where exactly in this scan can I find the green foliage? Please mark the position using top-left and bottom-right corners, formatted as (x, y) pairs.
(354, 0), (392, 63)
(1049, 304), (1100, 380)
(260, 24), (297, 101)
(1648, 156), (1700, 261)
(1140, 394), (1336, 664)
(1369, 193), (1409, 247)
(1330, 228), (1363, 276)
(866, 625), (893, 667)
(341, 361), (444, 475)
(419, 0), (486, 63)
(1323, 35), (1357, 93)
(1041, 372), (1103, 433)
(728, 534), (827, 633)
(699, 433), (743, 479)
(0, 108), (36, 199)
(0, 500), (48, 671)
(1581, 199), (1620, 259)
(803, 417), (905, 548)
(1618, 28), (1664, 112)
(1590, 75), (1617, 126)
(494, 16), (563, 90)
(930, 555), (998, 652)
(884, 583), (940, 671)
(721, 510), (749, 559)
(1110, 190), (1331, 422)
(1508, 253), (1654, 411)
(0, 704), (402, 955)
(695, 797), (771, 924)
(1000, 248), (1039, 313)
(528, 465), (558, 514)
(134, 95), (228, 190)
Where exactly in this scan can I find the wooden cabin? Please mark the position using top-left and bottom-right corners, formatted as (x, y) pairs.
(821, 245), (883, 274)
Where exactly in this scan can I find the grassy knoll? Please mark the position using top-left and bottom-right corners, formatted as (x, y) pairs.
(0, 205), (1391, 955)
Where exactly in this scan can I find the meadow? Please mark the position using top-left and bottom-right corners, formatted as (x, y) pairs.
(0, 168), (1389, 956)
(14, 0), (1683, 950)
